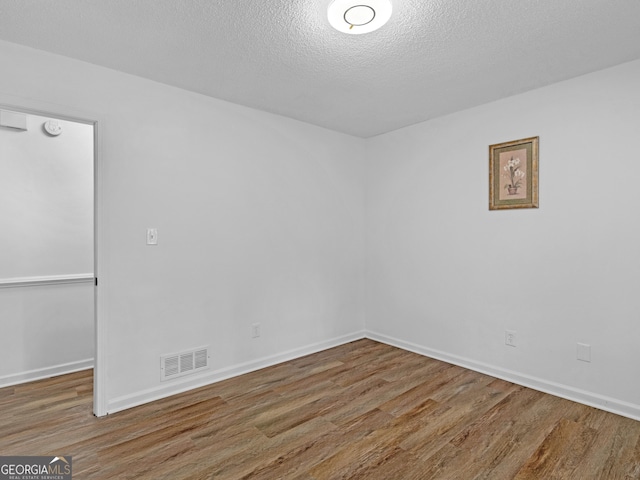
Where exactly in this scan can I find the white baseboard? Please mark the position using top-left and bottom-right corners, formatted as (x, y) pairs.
(106, 331), (366, 414)
(366, 331), (640, 422)
(105, 329), (640, 421)
(0, 358), (94, 388)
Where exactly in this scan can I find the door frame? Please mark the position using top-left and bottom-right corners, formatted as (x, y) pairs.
(0, 98), (107, 416)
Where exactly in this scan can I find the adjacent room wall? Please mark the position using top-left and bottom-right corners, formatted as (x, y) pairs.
(365, 59), (640, 419)
(0, 40), (366, 412)
(0, 284), (94, 385)
(0, 112), (94, 386)
(0, 112), (93, 278)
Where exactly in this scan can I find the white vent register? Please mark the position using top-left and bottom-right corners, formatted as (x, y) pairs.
(161, 346), (210, 381)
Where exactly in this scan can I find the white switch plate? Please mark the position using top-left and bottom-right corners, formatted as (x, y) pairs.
(577, 343), (591, 362)
(146, 228), (158, 245)
(505, 330), (517, 347)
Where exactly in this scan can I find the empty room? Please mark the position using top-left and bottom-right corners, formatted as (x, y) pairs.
(1, 1), (640, 478)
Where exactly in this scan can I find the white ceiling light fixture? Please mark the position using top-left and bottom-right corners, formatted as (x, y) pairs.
(328, 0), (392, 35)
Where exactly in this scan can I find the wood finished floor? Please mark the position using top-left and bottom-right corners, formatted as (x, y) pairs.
(1, 339), (639, 479)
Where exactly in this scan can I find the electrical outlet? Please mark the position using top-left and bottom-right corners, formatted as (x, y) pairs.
(577, 343), (591, 362)
(251, 323), (261, 338)
(505, 330), (517, 347)
(146, 228), (158, 245)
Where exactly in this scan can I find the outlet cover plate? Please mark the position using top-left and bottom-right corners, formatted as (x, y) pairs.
(505, 330), (517, 347)
(146, 228), (158, 245)
(251, 323), (261, 338)
(577, 343), (591, 362)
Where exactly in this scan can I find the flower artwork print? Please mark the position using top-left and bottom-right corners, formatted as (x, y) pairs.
(488, 136), (538, 210)
(498, 148), (527, 200)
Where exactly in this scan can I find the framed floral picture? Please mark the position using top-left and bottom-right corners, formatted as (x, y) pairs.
(489, 136), (539, 210)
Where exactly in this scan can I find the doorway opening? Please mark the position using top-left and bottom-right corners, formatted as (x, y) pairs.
(0, 105), (102, 415)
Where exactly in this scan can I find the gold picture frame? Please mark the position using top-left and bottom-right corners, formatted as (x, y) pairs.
(489, 136), (539, 210)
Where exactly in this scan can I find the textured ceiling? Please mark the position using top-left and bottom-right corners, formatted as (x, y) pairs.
(0, 0), (639, 137)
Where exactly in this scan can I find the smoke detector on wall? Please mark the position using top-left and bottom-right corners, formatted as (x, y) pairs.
(328, 0), (392, 34)
(43, 120), (63, 136)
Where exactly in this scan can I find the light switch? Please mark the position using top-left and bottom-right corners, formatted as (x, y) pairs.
(146, 228), (158, 245)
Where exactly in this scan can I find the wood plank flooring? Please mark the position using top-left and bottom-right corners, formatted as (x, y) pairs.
(1, 339), (639, 479)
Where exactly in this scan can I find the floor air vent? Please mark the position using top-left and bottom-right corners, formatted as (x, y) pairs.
(161, 346), (210, 381)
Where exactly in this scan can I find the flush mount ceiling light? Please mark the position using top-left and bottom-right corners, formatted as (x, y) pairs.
(328, 0), (392, 35)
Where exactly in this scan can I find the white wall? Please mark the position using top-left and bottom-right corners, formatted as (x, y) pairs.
(0, 112), (94, 385)
(0, 113), (93, 278)
(366, 59), (640, 419)
(0, 283), (94, 385)
(0, 40), (366, 412)
(3, 38), (639, 419)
